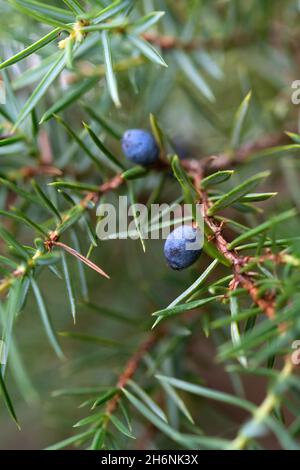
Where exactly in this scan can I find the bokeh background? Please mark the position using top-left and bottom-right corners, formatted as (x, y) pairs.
(0, 0), (300, 449)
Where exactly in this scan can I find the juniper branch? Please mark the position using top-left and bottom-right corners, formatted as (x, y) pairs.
(0, 174), (125, 296)
(200, 189), (276, 320)
(104, 334), (158, 421)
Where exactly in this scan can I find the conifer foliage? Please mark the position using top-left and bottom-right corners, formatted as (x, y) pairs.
(0, 0), (300, 450)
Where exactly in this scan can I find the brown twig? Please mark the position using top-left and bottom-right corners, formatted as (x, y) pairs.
(79, 174), (125, 208)
(200, 190), (276, 320)
(104, 334), (158, 418)
(182, 130), (291, 176)
(20, 165), (63, 179)
(38, 129), (54, 165)
(142, 31), (261, 52)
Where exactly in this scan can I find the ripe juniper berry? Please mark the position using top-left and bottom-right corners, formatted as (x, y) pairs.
(121, 129), (159, 166)
(164, 225), (202, 270)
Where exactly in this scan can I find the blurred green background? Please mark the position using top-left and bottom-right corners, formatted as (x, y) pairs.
(0, 0), (300, 449)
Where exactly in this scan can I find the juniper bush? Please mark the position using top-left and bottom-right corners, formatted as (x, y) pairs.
(0, 0), (299, 453)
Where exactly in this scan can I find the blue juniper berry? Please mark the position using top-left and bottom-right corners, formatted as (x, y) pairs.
(164, 225), (202, 270)
(121, 129), (159, 165)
